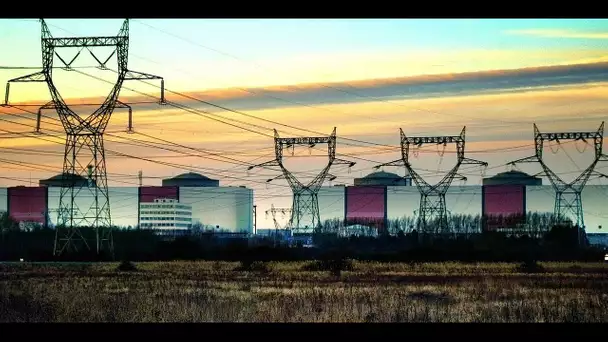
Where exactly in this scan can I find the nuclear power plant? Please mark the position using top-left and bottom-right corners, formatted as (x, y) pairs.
(0, 172), (254, 235)
(1, 169), (606, 238)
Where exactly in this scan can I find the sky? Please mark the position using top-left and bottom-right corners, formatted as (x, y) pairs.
(1, 18), (608, 230)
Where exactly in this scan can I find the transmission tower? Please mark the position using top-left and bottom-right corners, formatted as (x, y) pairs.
(508, 122), (608, 245)
(265, 204), (292, 246)
(2, 19), (166, 257)
(266, 204), (292, 230)
(375, 127), (487, 235)
(249, 128), (355, 233)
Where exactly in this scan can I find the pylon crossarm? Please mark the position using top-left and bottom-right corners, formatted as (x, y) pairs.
(114, 100), (134, 133)
(508, 155), (539, 166)
(247, 159), (281, 171)
(8, 71), (46, 83)
(266, 173), (286, 183)
(332, 158), (356, 167)
(35, 101), (57, 133)
(124, 70), (163, 80)
(406, 135), (462, 146)
(3, 72), (47, 105)
(461, 157), (488, 167)
(374, 158), (404, 169)
(277, 136), (331, 146)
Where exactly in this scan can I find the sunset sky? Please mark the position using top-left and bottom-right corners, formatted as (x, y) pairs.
(1, 18), (608, 229)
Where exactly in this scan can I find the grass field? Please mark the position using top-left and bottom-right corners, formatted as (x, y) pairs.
(1, 260), (607, 322)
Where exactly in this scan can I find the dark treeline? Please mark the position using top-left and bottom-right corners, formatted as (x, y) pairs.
(0, 211), (604, 262)
(319, 212), (564, 238)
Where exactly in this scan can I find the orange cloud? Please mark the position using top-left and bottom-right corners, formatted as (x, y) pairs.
(7, 60), (608, 112)
(2, 59), (608, 189)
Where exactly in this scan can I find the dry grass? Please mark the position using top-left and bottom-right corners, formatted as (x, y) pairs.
(0, 260), (607, 322)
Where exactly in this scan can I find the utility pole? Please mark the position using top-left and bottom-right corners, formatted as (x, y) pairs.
(376, 127), (487, 236)
(2, 19), (166, 257)
(508, 122), (608, 246)
(253, 204), (257, 235)
(249, 128), (355, 233)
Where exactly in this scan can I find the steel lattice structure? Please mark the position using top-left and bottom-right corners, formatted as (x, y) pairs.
(2, 19), (165, 257)
(265, 204), (292, 246)
(376, 127), (487, 234)
(266, 204), (292, 230)
(249, 128), (355, 232)
(508, 122), (608, 245)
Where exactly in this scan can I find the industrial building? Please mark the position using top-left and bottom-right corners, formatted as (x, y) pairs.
(139, 198), (193, 236)
(0, 172), (254, 235)
(353, 170), (412, 187)
(345, 170), (411, 234)
(0, 170), (606, 236)
(339, 170), (607, 234)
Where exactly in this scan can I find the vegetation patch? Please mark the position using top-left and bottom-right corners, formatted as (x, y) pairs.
(1, 261), (607, 322)
(116, 260), (138, 272)
(235, 260), (273, 274)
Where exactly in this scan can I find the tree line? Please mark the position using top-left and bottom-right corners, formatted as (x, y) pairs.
(0, 211), (603, 262)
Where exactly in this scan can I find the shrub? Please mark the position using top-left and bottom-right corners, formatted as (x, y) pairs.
(517, 260), (545, 273)
(235, 260), (273, 274)
(116, 260), (137, 272)
(302, 256), (354, 277)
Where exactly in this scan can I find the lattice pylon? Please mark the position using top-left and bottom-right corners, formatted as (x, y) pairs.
(376, 127), (487, 235)
(3, 19), (166, 257)
(509, 122), (608, 246)
(249, 128), (355, 233)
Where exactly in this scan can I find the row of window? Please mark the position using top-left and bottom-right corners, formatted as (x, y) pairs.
(140, 216), (192, 222)
(140, 204), (192, 210)
(140, 223), (192, 228)
(140, 210), (192, 216)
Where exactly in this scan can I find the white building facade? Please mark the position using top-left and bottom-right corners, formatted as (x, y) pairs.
(139, 198), (193, 235)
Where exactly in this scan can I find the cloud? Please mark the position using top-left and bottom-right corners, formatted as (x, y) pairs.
(9, 60), (608, 117)
(6, 46), (608, 105)
(505, 29), (608, 40)
(3, 59), (608, 196)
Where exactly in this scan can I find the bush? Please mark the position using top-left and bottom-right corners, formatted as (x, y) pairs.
(116, 260), (137, 272)
(517, 260), (544, 273)
(302, 256), (354, 277)
(235, 260), (273, 274)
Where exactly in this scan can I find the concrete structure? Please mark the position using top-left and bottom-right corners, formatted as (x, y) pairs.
(354, 171), (412, 187)
(39, 173), (92, 188)
(481, 171), (541, 231)
(345, 171), (411, 233)
(2, 171), (607, 235)
(482, 170), (542, 186)
(162, 172), (219, 187)
(1, 172), (254, 234)
(139, 198), (193, 236)
(179, 185), (254, 233)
